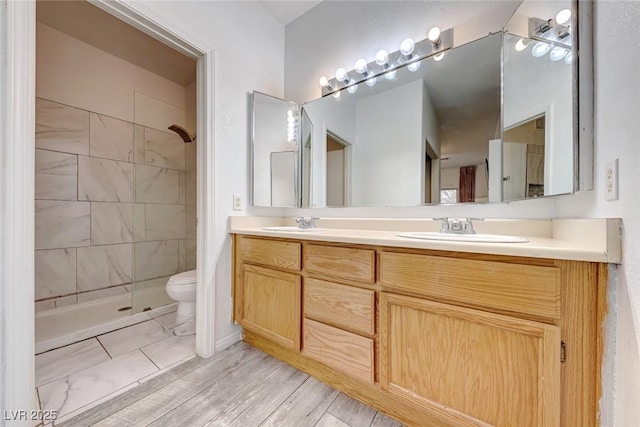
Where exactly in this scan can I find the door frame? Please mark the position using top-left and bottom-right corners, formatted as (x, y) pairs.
(1, 0), (216, 415)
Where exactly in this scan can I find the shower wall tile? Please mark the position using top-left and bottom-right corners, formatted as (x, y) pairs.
(135, 164), (180, 204)
(178, 171), (186, 205)
(35, 149), (78, 201)
(186, 141), (197, 171)
(91, 202), (134, 245)
(178, 240), (186, 272)
(145, 204), (185, 241)
(77, 244), (133, 291)
(134, 240), (179, 281)
(35, 248), (76, 300)
(90, 113), (134, 162)
(78, 156), (134, 202)
(144, 128), (185, 170)
(186, 205), (196, 240)
(133, 125), (145, 164)
(77, 285), (131, 303)
(35, 98), (90, 155)
(186, 169), (197, 206)
(133, 204), (146, 242)
(186, 239), (197, 270)
(35, 200), (90, 250)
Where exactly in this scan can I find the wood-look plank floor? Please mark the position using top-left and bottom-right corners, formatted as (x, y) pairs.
(59, 341), (404, 427)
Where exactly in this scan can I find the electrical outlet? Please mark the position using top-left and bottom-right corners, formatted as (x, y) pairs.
(605, 159), (619, 201)
(233, 194), (242, 211)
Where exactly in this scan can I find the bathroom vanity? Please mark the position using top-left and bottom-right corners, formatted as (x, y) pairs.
(230, 218), (620, 427)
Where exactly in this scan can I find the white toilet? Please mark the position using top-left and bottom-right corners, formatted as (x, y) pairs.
(166, 269), (197, 320)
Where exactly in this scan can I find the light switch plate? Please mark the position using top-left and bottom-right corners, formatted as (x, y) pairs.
(233, 194), (242, 211)
(605, 159), (619, 201)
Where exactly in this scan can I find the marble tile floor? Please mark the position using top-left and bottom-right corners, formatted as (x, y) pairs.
(35, 312), (196, 426)
(57, 341), (405, 427)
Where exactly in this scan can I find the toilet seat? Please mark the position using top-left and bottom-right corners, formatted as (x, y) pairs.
(168, 269), (196, 285)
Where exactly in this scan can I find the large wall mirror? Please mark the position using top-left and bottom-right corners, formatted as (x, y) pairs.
(251, 0), (591, 208)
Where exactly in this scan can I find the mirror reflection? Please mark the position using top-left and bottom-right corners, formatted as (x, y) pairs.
(303, 33), (501, 207)
(250, 0), (581, 208)
(502, 0), (574, 200)
(252, 92), (300, 207)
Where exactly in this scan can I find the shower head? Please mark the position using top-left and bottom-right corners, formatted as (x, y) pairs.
(168, 124), (196, 143)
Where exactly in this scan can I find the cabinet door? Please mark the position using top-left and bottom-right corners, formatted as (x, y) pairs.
(379, 292), (560, 427)
(241, 264), (301, 351)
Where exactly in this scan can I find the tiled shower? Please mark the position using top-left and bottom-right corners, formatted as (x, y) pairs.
(34, 97), (196, 316)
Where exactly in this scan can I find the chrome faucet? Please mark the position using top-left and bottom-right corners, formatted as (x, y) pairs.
(295, 216), (319, 229)
(433, 217), (484, 234)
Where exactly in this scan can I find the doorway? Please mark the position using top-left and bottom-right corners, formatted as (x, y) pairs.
(326, 132), (350, 207)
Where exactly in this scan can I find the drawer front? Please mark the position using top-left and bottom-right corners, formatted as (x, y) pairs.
(304, 244), (375, 283)
(236, 236), (301, 271)
(303, 318), (374, 384)
(380, 252), (561, 322)
(304, 278), (374, 336)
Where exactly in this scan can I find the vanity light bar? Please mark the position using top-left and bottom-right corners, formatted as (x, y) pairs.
(320, 27), (453, 97)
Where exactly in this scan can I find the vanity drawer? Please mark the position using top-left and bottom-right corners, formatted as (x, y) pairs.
(304, 244), (375, 283)
(303, 318), (374, 384)
(304, 278), (374, 336)
(379, 252), (561, 322)
(236, 236), (301, 271)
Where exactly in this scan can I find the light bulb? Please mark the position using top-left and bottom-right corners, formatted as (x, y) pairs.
(564, 50), (575, 65)
(384, 70), (397, 80)
(408, 61), (421, 72)
(531, 41), (551, 57)
(549, 46), (568, 61)
(400, 38), (415, 56)
(335, 67), (348, 82)
(355, 59), (368, 74)
(366, 77), (377, 87)
(433, 52), (445, 61)
(333, 91), (341, 98)
(515, 38), (529, 52)
(375, 50), (389, 66)
(428, 27), (441, 43)
(556, 8), (571, 25)
(319, 76), (329, 87)
(347, 85), (358, 94)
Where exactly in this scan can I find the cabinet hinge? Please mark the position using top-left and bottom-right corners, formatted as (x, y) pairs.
(560, 341), (566, 363)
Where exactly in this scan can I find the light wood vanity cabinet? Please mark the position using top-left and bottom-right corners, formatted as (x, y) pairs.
(232, 235), (605, 427)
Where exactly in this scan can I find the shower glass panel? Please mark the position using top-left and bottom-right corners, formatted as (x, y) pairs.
(131, 92), (197, 314)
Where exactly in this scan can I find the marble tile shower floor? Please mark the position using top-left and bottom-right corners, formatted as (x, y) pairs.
(34, 311), (196, 425)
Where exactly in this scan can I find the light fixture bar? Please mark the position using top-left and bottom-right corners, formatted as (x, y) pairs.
(528, 16), (572, 49)
(321, 27), (454, 97)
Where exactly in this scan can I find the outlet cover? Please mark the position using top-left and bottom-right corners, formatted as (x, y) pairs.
(233, 194), (242, 211)
(605, 159), (619, 201)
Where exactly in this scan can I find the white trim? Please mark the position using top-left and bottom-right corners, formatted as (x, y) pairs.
(89, 0), (217, 358)
(0, 0), (37, 422)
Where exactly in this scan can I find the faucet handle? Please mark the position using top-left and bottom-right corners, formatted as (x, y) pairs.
(433, 217), (450, 232)
(463, 217), (484, 233)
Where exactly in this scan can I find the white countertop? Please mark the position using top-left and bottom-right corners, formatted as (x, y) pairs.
(229, 217), (622, 264)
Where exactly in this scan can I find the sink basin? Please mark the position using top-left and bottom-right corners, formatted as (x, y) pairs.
(396, 231), (529, 243)
(261, 226), (325, 232)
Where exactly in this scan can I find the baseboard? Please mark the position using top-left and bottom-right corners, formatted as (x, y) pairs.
(215, 331), (242, 352)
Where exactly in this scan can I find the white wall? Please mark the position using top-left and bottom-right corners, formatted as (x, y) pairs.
(353, 80), (426, 206)
(284, 1), (520, 104)
(131, 1), (285, 349)
(36, 23), (189, 122)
